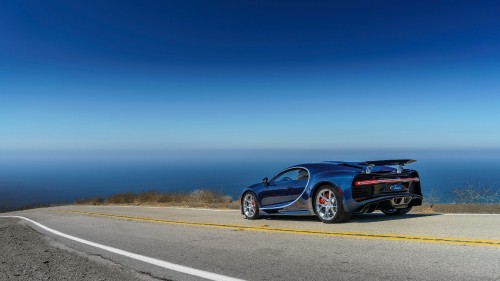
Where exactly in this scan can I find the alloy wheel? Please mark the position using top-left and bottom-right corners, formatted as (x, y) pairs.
(315, 188), (338, 221)
(243, 193), (257, 218)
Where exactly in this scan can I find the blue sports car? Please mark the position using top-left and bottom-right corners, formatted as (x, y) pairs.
(241, 159), (422, 223)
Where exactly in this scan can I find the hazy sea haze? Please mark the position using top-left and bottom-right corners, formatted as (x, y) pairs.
(1, 149), (499, 210)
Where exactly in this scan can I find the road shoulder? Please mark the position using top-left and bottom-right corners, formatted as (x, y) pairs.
(0, 218), (157, 281)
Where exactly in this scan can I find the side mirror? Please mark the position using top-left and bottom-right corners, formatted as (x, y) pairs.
(262, 177), (269, 185)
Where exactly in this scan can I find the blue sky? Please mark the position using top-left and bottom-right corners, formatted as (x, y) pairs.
(1, 0), (499, 151)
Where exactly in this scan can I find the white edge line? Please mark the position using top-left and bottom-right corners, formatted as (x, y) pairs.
(0, 216), (246, 281)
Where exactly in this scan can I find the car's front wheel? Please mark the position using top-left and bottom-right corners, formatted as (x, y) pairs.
(242, 192), (260, 220)
(381, 206), (412, 216)
(314, 185), (351, 223)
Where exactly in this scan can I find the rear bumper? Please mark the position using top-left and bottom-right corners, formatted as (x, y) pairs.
(348, 193), (423, 213)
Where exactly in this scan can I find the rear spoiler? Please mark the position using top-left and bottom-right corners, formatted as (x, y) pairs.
(358, 159), (416, 174)
(360, 159), (416, 166)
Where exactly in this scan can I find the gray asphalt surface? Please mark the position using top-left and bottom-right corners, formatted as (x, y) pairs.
(0, 218), (157, 281)
(2, 206), (500, 281)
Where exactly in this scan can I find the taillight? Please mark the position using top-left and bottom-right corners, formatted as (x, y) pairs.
(354, 177), (420, 186)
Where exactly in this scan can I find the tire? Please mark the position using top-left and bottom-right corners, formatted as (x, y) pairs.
(381, 206), (412, 216)
(314, 185), (351, 223)
(242, 192), (260, 220)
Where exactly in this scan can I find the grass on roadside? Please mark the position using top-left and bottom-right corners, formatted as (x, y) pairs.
(75, 188), (240, 209)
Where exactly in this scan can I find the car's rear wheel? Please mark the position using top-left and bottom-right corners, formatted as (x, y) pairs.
(381, 206), (412, 216)
(314, 185), (351, 223)
(242, 192), (260, 220)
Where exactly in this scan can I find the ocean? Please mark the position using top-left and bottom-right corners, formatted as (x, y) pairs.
(1, 149), (499, 210)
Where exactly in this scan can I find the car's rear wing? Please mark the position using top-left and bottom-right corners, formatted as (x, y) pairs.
(358, 159), (416, 174)
(359, 159), (416, 166)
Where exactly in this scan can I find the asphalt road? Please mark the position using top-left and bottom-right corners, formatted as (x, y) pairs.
(2, 205), (500, 281)
(0, 218), (156, 281)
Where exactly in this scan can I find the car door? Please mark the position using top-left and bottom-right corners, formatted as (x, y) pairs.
(260, 169), (301, 207)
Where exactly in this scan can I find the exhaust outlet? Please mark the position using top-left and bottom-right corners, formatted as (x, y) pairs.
(390, 196), (412, 208)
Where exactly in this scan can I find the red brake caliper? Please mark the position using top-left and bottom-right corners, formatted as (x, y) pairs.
(320, 192), (329, 204)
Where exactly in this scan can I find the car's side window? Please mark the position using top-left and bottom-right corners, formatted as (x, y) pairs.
(271, 168), (308, 183)
(297, 168), (309, 181)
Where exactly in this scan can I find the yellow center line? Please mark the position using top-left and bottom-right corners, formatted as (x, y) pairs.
(53, 210), (500, 247)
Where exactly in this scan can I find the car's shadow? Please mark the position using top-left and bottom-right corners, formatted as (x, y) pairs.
(262, 213), (441, 224)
